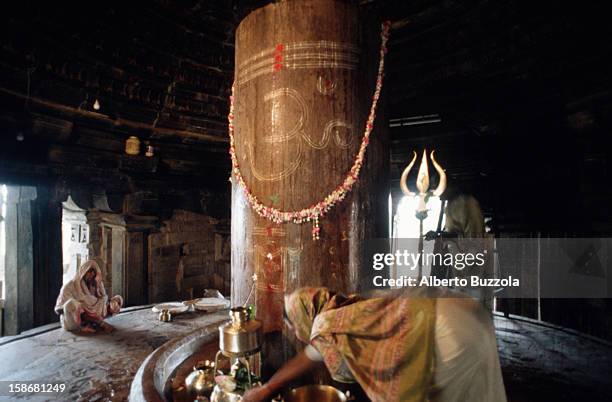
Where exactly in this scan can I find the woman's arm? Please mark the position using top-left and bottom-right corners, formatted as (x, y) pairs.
(242, 349), (325, 402)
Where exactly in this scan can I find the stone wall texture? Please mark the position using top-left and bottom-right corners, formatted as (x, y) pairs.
(149, 210), (230, 303)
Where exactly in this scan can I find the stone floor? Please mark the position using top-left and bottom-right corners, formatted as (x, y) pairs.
(496, 314), (612, 402)
(0, 307), (227, 402)
(0, 310), (610, 402)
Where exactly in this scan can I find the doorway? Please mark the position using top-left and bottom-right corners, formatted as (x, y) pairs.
(0, 184), (7, 300)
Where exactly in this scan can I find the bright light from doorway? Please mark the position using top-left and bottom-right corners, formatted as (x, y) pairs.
(394, 195), (445, 238)
(390, 194), (445, 280)
(0, 184), (7, 299)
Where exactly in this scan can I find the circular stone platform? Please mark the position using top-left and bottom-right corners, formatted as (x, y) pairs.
(0, 309), (610, 402)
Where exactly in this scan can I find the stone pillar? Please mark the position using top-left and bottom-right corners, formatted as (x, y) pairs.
(86, 211), (126, 300)
(32, 186), (63, 327)
(4, 186), (36, 335)
(87, 208), (158, 307)
(231, 0), (389, 369)
(110, 226), (125, 298)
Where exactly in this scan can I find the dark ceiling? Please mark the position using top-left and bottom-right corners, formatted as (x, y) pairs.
(1, 0), (611, 233)
(0, 0), (235, 190)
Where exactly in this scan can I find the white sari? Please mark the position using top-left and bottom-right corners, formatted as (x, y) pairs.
(430, 298), (507, 402)
(54, 260), (122, 331)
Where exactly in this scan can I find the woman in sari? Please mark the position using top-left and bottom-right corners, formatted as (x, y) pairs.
(55, 260), (123, 333)
(243, 287), (506, 402)
(442, 194), (494, 310)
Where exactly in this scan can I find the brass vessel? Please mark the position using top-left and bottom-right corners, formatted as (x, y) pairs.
(211, 307), (263, 402)
(185, 361), (216, 399)
(284, 385), (349, 402)
(125, 136), (141, 155)
(218, 307), (262, 357)
(158, 309), (172, 322)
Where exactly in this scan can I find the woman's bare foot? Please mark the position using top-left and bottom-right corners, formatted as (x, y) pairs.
(81, 325), (97, 334)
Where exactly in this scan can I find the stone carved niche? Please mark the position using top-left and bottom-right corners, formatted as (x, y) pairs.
(61, 196), (89, 285)
(148, 210), (230, 303)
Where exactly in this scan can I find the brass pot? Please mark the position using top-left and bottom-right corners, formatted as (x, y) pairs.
(219, 307), (262, 357)
(284, 385), (348, 402)
(158, 309), (172, 322)
(125, 136), (141, 155)
(185, 364), (216, 399)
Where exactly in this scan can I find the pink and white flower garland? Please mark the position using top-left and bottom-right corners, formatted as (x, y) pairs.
(228, 22), (390, 240)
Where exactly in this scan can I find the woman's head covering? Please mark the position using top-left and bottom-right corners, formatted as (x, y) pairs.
(77, 260), (106, 298)
(284, 287), (437, 402)
(444, 194), (485, 237)
(284, 287), (357, 343)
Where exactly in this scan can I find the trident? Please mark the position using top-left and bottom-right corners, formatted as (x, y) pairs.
(399, 150), (447, 278)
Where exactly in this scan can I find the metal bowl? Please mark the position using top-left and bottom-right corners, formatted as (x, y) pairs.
(284, 385), (348, 402)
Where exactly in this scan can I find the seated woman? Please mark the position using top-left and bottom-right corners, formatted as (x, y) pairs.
(243, 287), (506, 402)
(54, 260), (123, 333)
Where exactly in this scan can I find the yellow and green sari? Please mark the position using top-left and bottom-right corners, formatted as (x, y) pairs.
(285, 287), (437, 402)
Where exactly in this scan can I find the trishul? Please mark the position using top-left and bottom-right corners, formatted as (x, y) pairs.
(400, 150), (447, 218)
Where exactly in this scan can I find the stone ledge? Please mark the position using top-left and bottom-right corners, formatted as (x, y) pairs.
(129, 322), (224, 402)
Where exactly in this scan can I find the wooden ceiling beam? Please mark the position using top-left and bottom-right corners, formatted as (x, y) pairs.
(0, 86), (228, 143)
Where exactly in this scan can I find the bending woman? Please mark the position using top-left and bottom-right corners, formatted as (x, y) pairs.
(243, 287), (507, 402)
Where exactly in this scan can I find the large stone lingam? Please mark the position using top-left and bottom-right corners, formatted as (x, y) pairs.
(230, 0), (389, 368)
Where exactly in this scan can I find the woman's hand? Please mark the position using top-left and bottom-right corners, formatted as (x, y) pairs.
(242, 384), (273, 402)
(241, 350), (324, 402)
(108, 299), (121, 314)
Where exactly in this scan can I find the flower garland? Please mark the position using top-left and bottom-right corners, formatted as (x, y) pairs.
(228, 22), (391, 240)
